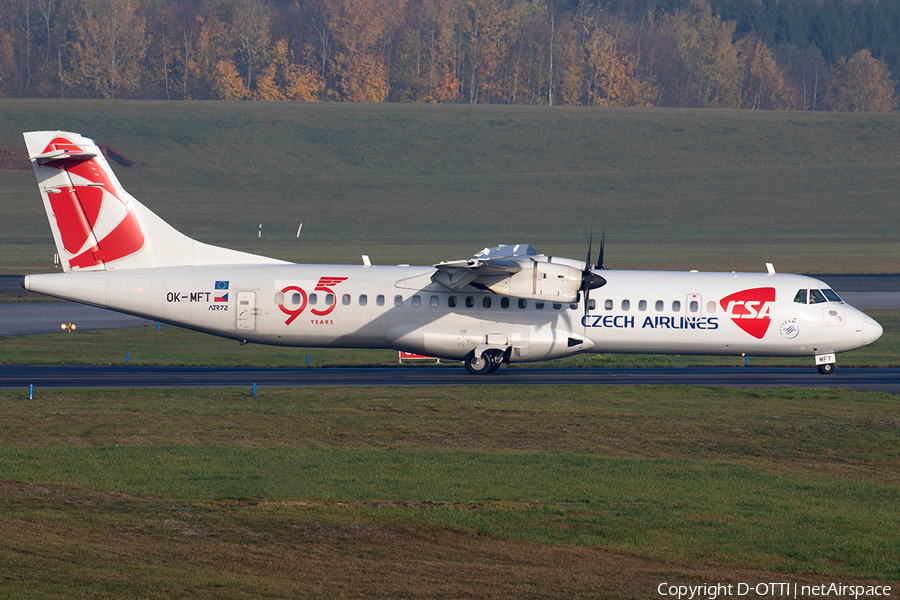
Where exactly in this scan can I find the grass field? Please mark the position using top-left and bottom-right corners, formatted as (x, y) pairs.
(2, 101), (899, 273)
(2, 101), (898, 598)
(1, 385), (898, 598)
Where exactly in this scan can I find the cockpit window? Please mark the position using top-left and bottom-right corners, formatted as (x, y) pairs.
(793, 289), (808, 304)
(821, 289), (843, 303)
(809, 289), (828, 304)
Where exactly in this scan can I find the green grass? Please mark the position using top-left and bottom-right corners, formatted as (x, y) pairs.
(0, 385), (897, 598)
(1, 309), (896, 368)
(2, 101), (900, 272)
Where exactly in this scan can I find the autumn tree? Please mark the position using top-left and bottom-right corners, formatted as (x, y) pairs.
(311, 0), (407, 102)
(166, 2), (204, 99)
(391, 0), (462, 102)
(664, 5), (741, 108)
(63, 0), (149, 98)
(828, 48), (897, 112)
(232, 0), (271, 90)
(210, 57), (247, 99)
(193, 11), (235, 99)
(0, 30), (22, 97)
(557, 8), (656, 107)
(254, 39), (322, 100)
(737, 36), (794, 110)
(774, 42), (827, 111)
(458, 0), (530, 104)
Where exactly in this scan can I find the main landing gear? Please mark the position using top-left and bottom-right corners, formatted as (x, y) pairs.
(465, 349), (504, 374)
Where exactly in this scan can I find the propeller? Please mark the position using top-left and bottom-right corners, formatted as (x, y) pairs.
(581, 225), (607, 316)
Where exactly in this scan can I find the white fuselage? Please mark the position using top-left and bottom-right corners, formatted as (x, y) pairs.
(24, 264), (883, 362)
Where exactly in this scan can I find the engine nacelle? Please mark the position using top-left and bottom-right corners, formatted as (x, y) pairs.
(485, 260), (582, 303)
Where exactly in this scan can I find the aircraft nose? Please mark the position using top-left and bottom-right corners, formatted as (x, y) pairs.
(862, 316), (883, 346)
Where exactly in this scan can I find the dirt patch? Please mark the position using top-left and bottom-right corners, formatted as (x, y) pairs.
(0, 148), (29, 170)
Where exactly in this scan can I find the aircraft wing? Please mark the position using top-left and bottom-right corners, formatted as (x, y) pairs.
(431, 244), (586, 303)
(431, 258), (523, 291)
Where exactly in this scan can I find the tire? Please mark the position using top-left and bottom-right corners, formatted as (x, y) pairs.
(465, 351), (493, 375)
(817, 363), (835, 375)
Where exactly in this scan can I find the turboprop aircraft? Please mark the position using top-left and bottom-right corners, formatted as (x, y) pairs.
(22, 131), (883, 375)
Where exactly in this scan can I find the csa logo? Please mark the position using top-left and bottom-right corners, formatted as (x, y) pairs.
(41, 136), (144, 269)
(719, 287), (776, 339)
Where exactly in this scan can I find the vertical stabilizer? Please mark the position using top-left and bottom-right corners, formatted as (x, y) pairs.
(24, 131), (287, 271)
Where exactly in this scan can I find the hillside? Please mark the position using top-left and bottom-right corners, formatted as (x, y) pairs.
(1, 100), (898, 273)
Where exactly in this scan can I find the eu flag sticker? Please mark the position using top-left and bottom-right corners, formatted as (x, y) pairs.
(215, 281), (229, 290)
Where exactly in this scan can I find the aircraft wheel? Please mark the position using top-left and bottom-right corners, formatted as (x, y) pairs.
(465, 351), (493, 375)
(817, 363), (835, 375)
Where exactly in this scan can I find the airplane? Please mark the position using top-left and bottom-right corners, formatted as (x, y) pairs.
(21, 130), (883, 375)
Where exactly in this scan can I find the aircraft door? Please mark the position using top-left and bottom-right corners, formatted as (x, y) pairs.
(236, 291), (257, 331)
(510, 325), (531, 360)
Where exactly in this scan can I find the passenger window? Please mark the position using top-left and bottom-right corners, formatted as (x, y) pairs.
(535, 302), (545, 309)
(394, 295), (403, 307)
(448, 296), (457, 308)
(342, 294), (351, 305)
(325, 293), (334, 306)
(622, 299), (630, 311)
(275, 292), (284, 304)
(793, 289), (808, 304)
(483, 297), (492, 309)
(655, 300), (664, 312)
(465, 296), (474, 308)
(309, 293), (318, 305)
(570, 303), (578, 310)
(707, 301), (716, 313)
(292, 293), (302, 304)
(822, 289), (843, 303)
(359, 294), (367, 306)
(604, 299), (613, 310)
(689, 300), (698, 312)
(639, 300), (647, 311)
(553, 303), (562, 310)
(412, 295), (421, 307)
(430, 295), (439, 307)
(376, 295), (385, 306)
(501, 297), (509, 309)
(588, 299), (596, 310)
(518, 299), (527, 309)
(809, 289), (827, 304)
(672, 300), (681, 311)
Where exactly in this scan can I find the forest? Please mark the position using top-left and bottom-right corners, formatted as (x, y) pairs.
(0, 0), (897, 111)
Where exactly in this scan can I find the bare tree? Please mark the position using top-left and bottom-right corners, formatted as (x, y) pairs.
(234, 0), (271, 90)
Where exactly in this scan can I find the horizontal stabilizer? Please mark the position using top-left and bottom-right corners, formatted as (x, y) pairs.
(33, 148), (97, 163)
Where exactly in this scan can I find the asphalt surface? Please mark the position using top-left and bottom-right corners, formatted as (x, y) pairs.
(5, 365), (900, 393)
(0, 302), (155, 336)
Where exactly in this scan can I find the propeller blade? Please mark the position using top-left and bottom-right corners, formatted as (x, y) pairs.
(597, 225), (606, 271)
(581, 226), (606, 317)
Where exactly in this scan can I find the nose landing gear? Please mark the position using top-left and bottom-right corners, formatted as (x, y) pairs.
(817, 363), (835, 375)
